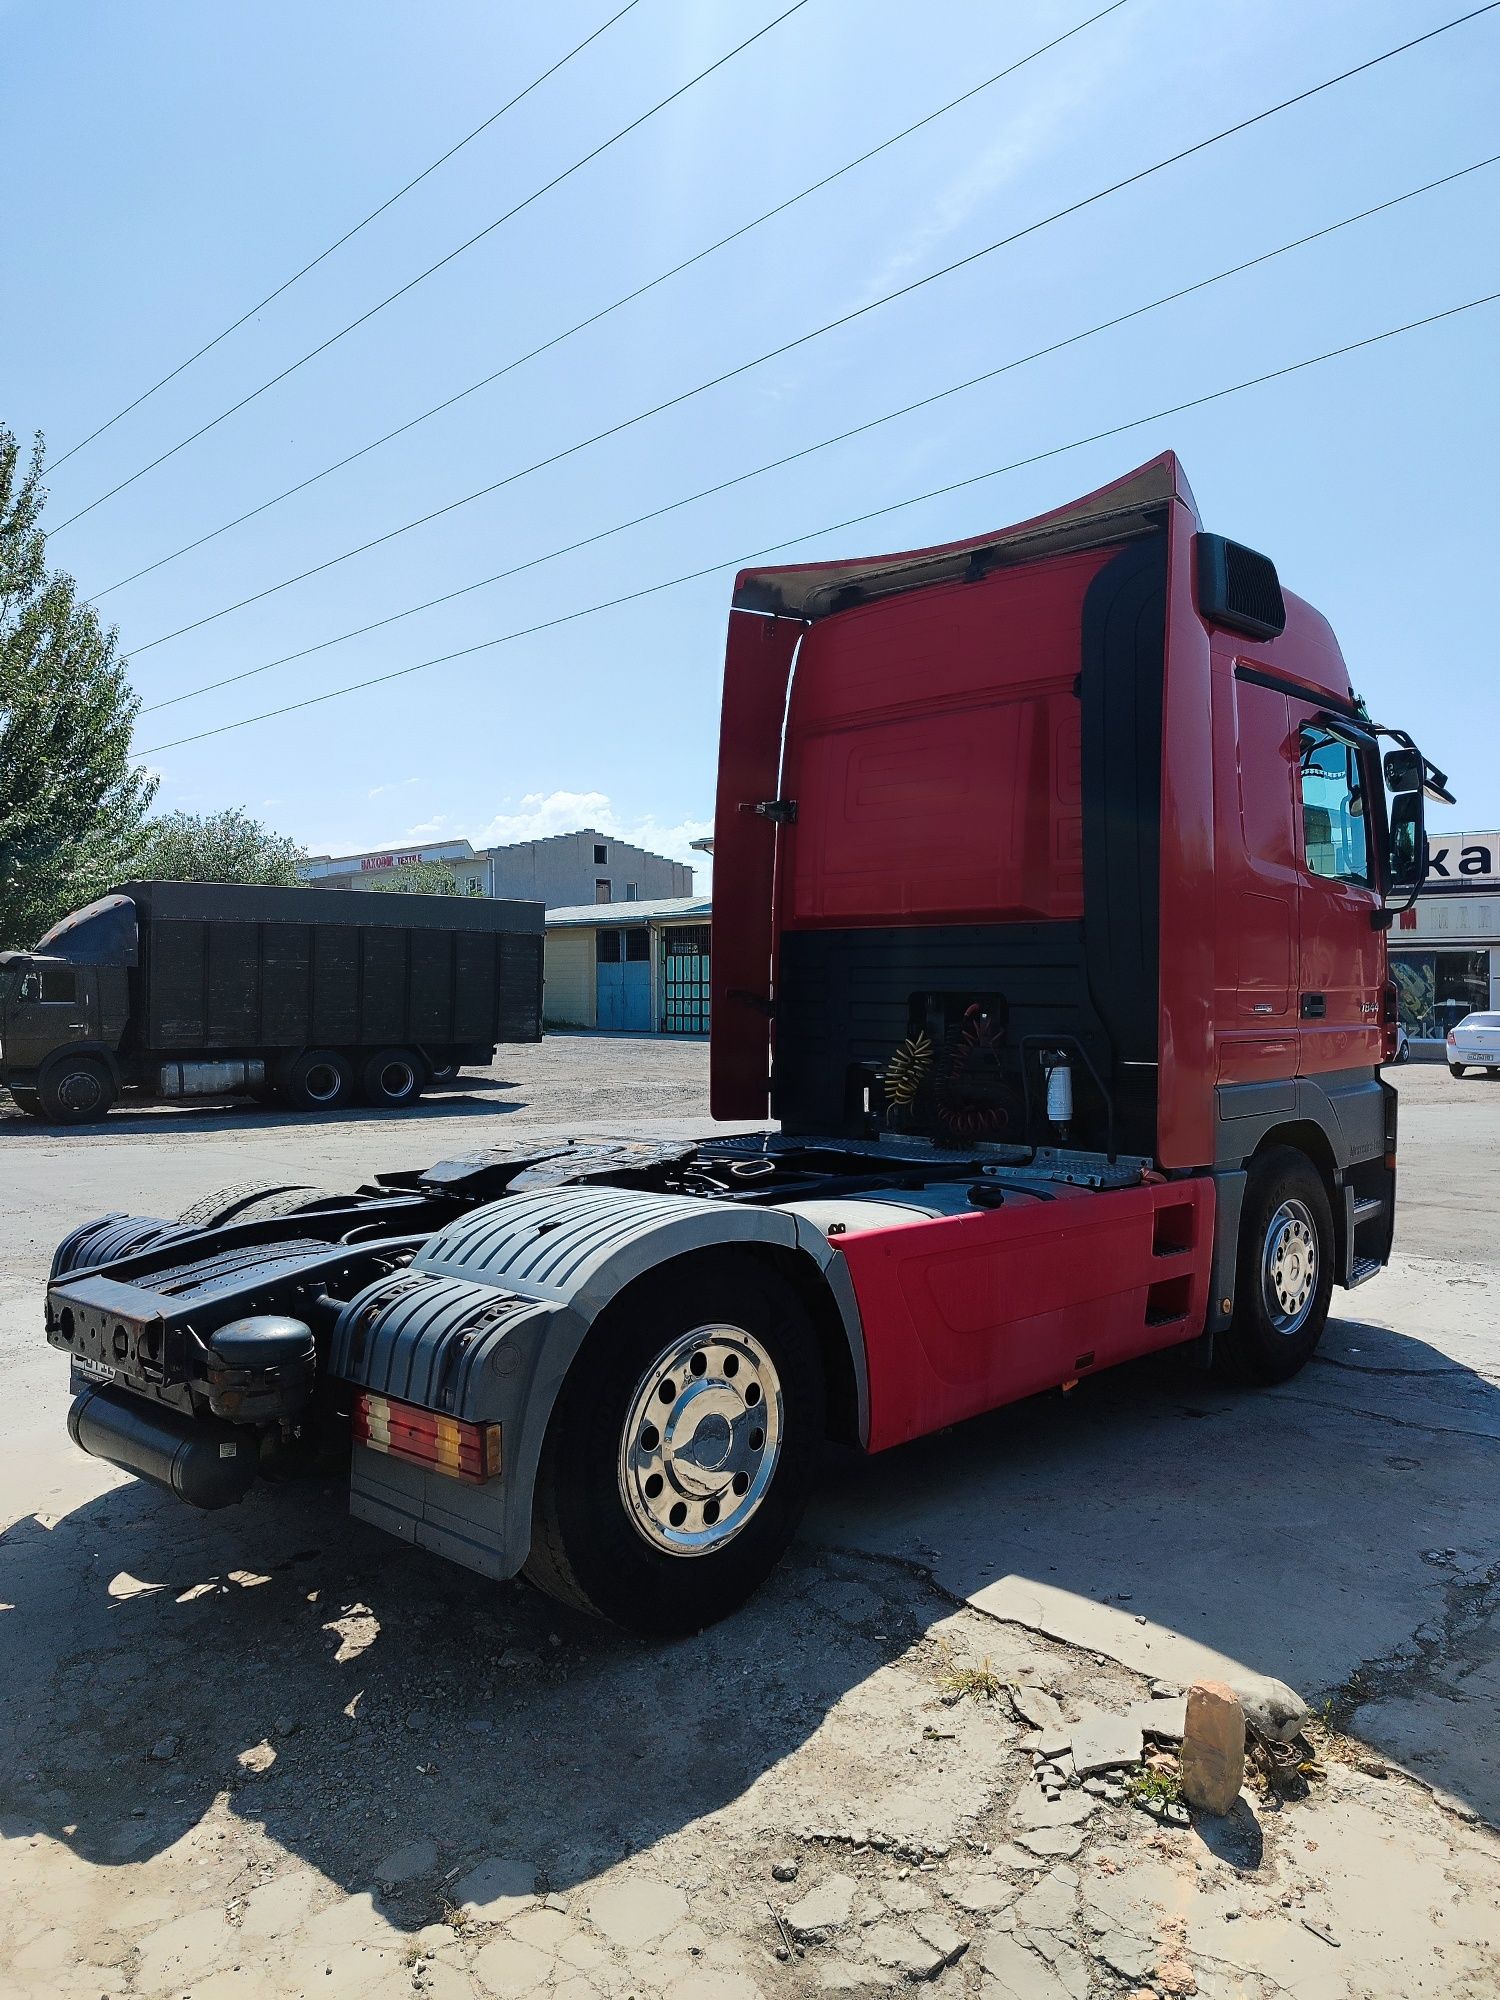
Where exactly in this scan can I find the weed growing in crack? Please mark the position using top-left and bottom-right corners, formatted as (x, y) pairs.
(1125, 1764), (1183, 1811)
(936, 1651), (1003, 1702)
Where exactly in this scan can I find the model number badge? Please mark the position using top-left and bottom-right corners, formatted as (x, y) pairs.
(74, 1357), (116, 1383)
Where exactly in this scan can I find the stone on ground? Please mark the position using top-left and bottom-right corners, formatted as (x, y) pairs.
(1008, 1683), (1064, 1731)
(1230, 1671), (1310, 1744)
(1179, 1680), (1246, 1815)
(1127, 1696), (1188, 1741)
(1068, 1709), (1143, 1776)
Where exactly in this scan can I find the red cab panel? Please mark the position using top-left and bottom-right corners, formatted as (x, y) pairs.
(778, 548), (1115, 929)
(834, 1179), (1214, 1452)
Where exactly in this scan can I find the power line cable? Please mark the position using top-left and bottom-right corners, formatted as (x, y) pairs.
(123, 1), (1500, 658)
(95, 0), (1134, 600)
(41, 1), (645, 476)
(137, 287), (1500, 757)
(137, 154), (1498, 719)
(48, 0), (812, 531)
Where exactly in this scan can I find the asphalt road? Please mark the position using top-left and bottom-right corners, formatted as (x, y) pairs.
(1, 1042), (1497, 1997)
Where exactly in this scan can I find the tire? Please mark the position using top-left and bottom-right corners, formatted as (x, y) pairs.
(359, 1047), (424, 1108)
(177, 1181), (328, 1228)
(9, 1087), (43, 1119)
(1488, 1069), (1500, 1081)
(38, 1056), (116, 1125)
(1217, 1147), (1334, 1386)
(524, 1250), (826, 1634)
(282, 1049), (352, 1112)
(1449, 1062), (1466, 1078)
(424, 1053), (460, 1084)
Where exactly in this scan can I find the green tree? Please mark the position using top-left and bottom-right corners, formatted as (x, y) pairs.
(368, 858), (461, 895)
(0, 428), (157, 948)
(132, 806), (307, 886)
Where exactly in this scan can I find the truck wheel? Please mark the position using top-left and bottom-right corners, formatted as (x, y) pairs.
(425, 1053), (459, 1084)
(38, 1056), (117, 1124)
(9, 1087), (43, 1119)
(360, 1048), (424, 1108)
(178, 1181), (328, 1228)
(1217, 1147), (1333, 1386)
(282, 1049), (352, 1112)
(525, 1252), (826, 1634)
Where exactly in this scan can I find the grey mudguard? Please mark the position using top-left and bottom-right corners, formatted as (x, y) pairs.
(333, 1186), (868, 1583)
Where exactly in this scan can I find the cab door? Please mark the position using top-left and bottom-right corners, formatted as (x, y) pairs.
(4, 962), (92, 1073)
(1292, 719), (1384, 1074)
(1214, 673), (1300, 1084)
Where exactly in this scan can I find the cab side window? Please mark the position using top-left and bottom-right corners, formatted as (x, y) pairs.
(19, 968), (77, 1003)
(1298, 728), (1370, 887)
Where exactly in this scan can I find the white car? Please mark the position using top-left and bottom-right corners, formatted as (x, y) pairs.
(1393, 1023), (1410, 1065)
(1447, 1011), (1500, 1077)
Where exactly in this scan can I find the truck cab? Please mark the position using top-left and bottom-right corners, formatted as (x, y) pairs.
(0, 894), (135, 1118)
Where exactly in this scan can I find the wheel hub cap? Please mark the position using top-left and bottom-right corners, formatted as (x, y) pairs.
(60, 1073), (101, 1112)
(618, 1324), (783, 1557)
(1262, 1200), (1318, 1334)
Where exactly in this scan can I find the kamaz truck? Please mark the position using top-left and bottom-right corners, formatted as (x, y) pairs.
(41, 455), (1449, 1633)
(1, 881), (543, 1122)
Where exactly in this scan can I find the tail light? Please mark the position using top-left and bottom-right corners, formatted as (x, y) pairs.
(353, 1393), (501, 1483)
(1446, 1031), (1457, 1047)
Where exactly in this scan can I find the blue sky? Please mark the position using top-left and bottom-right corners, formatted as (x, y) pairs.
(4, 0), (1497, 876)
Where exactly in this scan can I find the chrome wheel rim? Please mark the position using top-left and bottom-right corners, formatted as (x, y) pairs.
(618, 1324), (782, 1558)
(379, 1060), (415, 1099)
(303, 1061), (342, 1103)
(1261, 1199), (1318, 1334)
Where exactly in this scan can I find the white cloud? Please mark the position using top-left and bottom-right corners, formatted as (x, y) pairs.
(368, 776), (421, 800)
(472, 790), (712, 874)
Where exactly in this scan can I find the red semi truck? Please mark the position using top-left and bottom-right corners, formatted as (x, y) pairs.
(44, 454), (1448, 1632)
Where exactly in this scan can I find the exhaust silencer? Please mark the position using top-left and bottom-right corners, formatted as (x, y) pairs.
(68, 1385), (256, 1510)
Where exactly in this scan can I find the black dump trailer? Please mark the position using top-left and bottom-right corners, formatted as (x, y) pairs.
(0, 881), (544, 1123)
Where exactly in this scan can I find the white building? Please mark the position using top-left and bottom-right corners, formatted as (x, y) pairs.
(300, 829), (692, 906)
(1390, 829), (1500, 1048)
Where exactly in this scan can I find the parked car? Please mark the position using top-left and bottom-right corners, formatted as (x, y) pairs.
(1393, 1023), (1410, 1064)
(1447, 1012), (1500, 1077)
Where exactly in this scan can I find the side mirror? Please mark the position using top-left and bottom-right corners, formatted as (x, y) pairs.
(1383, 748), (1423, 792)
(1388, 793), (1425, 891)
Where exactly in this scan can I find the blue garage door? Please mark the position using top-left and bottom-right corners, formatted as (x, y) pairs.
(596, 927), (651, 1031)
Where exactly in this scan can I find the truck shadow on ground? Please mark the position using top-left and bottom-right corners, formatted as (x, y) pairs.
(0, 1463), (946, 1910)
(1, 1310), (1495, 1924)
(0, 1080), (523, 1139)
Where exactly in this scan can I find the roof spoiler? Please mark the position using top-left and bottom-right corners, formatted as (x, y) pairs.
(732, 453), (1198, 623)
